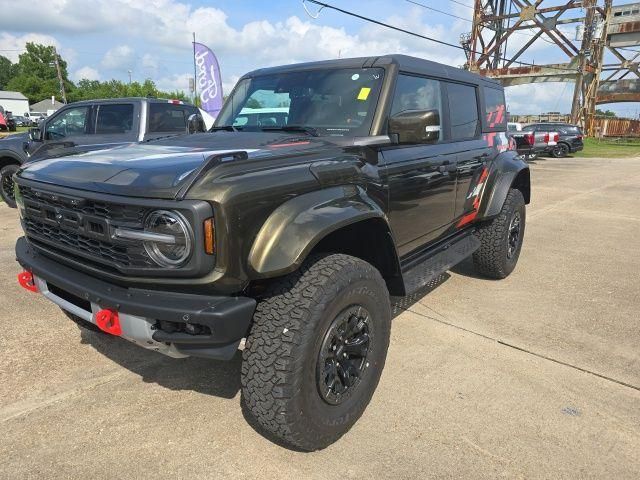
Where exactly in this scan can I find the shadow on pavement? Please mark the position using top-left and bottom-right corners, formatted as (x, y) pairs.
(80, 328), (242, 399)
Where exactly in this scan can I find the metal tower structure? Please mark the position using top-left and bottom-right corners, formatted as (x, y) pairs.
(462, 0), (639, 135)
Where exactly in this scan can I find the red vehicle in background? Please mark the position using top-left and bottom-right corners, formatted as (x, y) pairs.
(0, 106), (7, 131)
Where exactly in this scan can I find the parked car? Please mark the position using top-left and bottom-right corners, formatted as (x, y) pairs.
(232, 107), (289, 127)
(509, 123), (559, 160)
(23, 112), (47, 125)
(0, 97), (203, 207)
(522, 122), (584, 157)
(5, 111), (17, 132)
(14, 55), (529, 451)
(507, 121), (523, 133)
(12, 115), (32, 127)
(0, 106), (7, 131)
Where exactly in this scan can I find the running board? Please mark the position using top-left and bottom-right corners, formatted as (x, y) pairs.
(401, 232), (480, 295)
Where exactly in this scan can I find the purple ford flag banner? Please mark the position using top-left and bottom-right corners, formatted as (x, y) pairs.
(194, 42), (223, 117)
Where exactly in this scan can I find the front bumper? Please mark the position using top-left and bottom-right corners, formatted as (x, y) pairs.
(16, 237), (256, 360)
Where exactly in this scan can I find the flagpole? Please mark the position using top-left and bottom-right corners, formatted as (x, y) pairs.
(192, 32), (198, 106)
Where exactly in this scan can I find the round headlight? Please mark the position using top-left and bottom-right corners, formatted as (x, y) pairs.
(143, 210), (192, 267)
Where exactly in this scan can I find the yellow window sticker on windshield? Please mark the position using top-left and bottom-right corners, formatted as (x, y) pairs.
(357, 87), (371, 101)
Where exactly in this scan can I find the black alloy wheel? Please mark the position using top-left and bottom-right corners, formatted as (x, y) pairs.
(507, 211), (522, 260)
(317, 305), (372, 405)
(551, 143), (570, 158)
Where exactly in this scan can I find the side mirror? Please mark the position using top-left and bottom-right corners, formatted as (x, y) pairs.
(28, 127), (42, 142)
(389, 109), (440, 144)
(187, 113), (206, 134)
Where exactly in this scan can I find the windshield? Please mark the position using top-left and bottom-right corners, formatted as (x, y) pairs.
(215, 68), (385, 136)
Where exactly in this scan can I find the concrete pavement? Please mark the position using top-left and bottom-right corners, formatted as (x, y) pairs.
(0, 156), (639, 479)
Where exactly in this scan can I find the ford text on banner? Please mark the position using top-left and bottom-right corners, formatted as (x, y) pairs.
(194, 42), (223, 117)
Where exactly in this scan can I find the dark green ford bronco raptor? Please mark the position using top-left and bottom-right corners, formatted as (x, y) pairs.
(14, 55), (529, 451)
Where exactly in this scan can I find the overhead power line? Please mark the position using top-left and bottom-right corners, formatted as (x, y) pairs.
(407, 0), (556, 45)
(303, 0), (578, 73)
(447, 0), (475, 9)
(405, 0), (470, 22)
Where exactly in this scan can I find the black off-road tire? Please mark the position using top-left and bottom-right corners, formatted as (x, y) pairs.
(473, 188), (526, 279)
(241, 253), (391, 451)
(61, 309), (103, 333)
(1, 164), (19, 208)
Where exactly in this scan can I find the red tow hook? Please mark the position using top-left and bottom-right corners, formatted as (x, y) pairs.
(17, 271), (38, 293)
(95, 309), (122, 336)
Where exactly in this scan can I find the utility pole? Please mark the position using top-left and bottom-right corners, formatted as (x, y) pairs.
(52, 47), (67, 104)
(192, 32), (198, 107)
(128, 70), (132, 84)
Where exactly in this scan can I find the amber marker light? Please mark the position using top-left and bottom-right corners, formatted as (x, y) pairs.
(204, 218), (215, 255)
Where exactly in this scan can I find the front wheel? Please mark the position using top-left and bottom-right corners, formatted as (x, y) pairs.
(241, 253), (391, 451)
(1, 164), (19, 208)
(473, 188), (526, 279)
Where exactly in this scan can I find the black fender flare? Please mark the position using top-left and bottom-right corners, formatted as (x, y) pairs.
(248, 185), (390, 277)
(0, 149), (26, 168)
(480, 151), (530, 219)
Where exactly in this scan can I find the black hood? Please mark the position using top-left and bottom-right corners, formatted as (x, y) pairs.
(17, 131), (330, 199)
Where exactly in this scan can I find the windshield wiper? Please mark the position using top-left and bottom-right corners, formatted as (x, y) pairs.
(260, 125), (319, 137)
(210, 125), (240, 132)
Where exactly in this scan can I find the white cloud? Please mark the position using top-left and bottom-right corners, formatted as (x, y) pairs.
(101, 45), (134, 70)
(72, 66), (100, 81)
(0, 0), (588, 116)
(0, 32), (59, 62)
(505, 82), (574, 115)
(141, 53), (158, 74)
(155, 73), (192, 95)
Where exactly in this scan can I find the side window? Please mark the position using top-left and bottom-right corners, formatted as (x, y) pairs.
(484, 87), (506, 129)
(391, 75), (442, 117)
(149, 104), (188, 133)
(522, 125), (534, 132)
(45, 107), (89, 140)
(390, 75), (442, 141)
(95, 104), (134, 134)
(446, 83), (479, 140)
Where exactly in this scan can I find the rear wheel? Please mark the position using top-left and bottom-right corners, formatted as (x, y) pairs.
(1, 164), (19, 208)
(241, 253), (391, 451)
(551, 143), (570, 158)
(473, 188), (526, 279)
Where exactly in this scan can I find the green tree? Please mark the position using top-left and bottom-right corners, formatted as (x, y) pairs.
(6, 43), (73, 103)
(0, 55), (17, 90)
(68, 78), (188, 103)
(595, 109), (617, 118)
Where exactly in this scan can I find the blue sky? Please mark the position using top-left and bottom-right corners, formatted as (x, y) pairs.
(0, 0), (636, 117)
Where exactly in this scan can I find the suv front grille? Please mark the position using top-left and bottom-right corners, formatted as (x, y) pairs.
(20, 185), (145, 223)
(20, 185), (155, 269)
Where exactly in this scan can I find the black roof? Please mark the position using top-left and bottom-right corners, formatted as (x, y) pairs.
(242, 54), (501, 87)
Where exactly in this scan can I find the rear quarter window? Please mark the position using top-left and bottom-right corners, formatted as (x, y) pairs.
(446, 82), (479, 140)
(483, 86), (506, 131)
(149, 104), (189, 133)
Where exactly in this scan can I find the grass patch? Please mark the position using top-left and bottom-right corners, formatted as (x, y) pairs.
(0, 126), (30, 138)
(574, 137), (640, 158)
